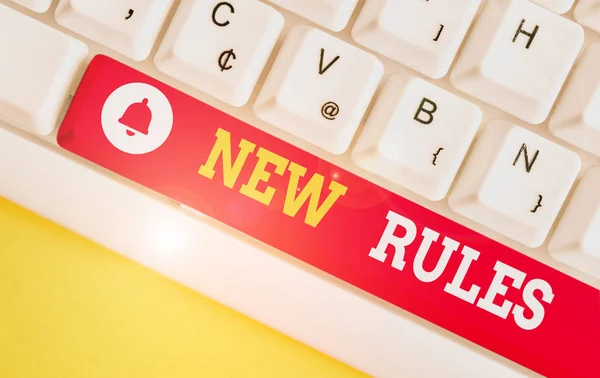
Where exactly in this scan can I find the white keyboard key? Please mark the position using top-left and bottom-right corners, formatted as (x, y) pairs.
(268, 0), (357, 32)
(155, 0), (283, 107)
(450, 0), (583, 125)
(10, 0), (52, 13)
(575, 0), (600, 34)
(352, 0), (481, 79)
(352, 74), (482, 201)
(448, 121), (580, 248)
(254, 26), (383, 155)
(531, 0), (574, 13)
(549, 166), (600, 279)
(0, 3), (87, 135)
(549, 43), (600, 156)
(55, 0), (173, 61)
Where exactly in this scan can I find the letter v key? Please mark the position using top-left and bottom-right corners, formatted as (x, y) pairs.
(319, 48), (340, 75)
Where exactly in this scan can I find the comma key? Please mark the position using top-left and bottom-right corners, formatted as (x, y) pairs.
(55, 0), (173, 61)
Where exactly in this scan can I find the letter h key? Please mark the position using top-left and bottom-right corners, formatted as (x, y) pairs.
(450, 0), (583, 125)
(513, 19), (539, 49)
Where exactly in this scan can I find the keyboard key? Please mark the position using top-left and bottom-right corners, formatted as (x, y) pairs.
(55, 0), (174, 61)
(267, 0), (357, 32)
(352, 74), (481, 201)
(254, 25), (383, 154)
(549, 43), (600, 156)
(450, 0), (583, 125)
(549, 166), (600, 279)
(575, 0), (600, 34)
(0, 3), (87, 135)
(352, 0), (481, 79)
(531, 0), (574, 13)
(10, 0), (52, 12)
(155, 0), (283, 107)
(448, 120), (580, 248)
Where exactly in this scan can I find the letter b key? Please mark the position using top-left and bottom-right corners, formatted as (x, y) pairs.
(353, 74), (481, 201)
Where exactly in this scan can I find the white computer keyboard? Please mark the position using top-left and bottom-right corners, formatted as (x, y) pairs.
(2, 0), (600, 377)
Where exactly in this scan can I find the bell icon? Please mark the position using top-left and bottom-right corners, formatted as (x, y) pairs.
(119, 98), (152, 136)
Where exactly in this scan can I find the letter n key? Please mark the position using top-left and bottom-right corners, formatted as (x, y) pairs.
(449, 121), (580, 248)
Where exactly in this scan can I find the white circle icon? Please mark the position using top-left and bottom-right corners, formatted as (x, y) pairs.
(101, 82), (173, 155)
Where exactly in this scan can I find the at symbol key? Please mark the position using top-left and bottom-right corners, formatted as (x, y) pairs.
(321, 101), (339, 120)
(254, 26), (383, 154)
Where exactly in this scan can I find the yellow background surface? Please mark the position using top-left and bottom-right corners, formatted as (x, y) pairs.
(0, 197), (366, 378)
